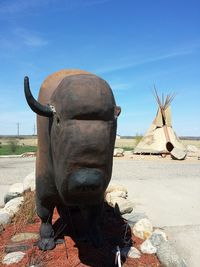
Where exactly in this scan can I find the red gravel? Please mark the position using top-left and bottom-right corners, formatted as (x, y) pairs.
(0, 205), (161, 267)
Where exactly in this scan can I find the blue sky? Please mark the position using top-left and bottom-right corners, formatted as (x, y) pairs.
(0, 0), (199, 136)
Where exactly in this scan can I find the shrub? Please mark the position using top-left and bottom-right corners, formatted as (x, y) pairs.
(134, 133), (143, 146)
(8, 139), (19, 153)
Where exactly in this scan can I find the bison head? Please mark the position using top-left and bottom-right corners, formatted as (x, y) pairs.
(24, 74), (121, 206)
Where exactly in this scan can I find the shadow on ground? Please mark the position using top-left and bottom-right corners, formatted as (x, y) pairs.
(53, 203), (132, 267)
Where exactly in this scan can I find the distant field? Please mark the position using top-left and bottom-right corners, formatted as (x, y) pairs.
(0, 136), (199, 155)
(0, 145), (37, 155)
(0, 136), (37, 146)
(115, 138), (200, 150)
(181, 139), (200, 148)
(115, 139), (137, 150)
(0, 136), (37, 155)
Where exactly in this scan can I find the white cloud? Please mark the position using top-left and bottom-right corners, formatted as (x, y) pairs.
(109, 82), (130, 91)
(14, 28), (48, 47)
(0, 29), (48, 53)
(0, 0), (110, 16)
(96, 48), (196, 74)
(0, 0), (52, 15)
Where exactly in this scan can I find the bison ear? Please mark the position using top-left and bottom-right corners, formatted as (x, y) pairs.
(114, 106), (121, 118)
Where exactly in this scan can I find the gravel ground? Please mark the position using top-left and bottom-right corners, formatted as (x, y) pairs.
(0, 157), (35, 206)
(112, 158), (200, 266)
(112, 158), (200, 226)
(0, 157), (35, 185)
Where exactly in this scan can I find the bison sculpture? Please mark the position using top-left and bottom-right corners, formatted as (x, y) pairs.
(24, 70), (121, 250)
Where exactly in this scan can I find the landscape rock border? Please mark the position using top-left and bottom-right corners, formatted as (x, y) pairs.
(0, 173), (188, 266)
(0, 171), (35, 229)
(105, 183), (188, 267)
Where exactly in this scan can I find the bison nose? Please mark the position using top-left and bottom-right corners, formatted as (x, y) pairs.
(68, 168), (104, 193)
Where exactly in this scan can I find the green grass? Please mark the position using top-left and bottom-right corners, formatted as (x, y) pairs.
(0, 145), (37, 155)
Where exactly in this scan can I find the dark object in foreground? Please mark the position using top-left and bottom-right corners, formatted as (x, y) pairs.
(51, 204), (133, 267)
(24, 70), (121, 250)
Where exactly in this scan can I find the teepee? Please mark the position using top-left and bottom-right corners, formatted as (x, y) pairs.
(134, 90), (187, 160)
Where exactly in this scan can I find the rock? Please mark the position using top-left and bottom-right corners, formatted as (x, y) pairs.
(128, 247), (141, 259)
(4, 183), (24, 204)
(2, 251), (26, 264)
(186, 145), (200, 158)
(115, 200), (133, 215)
(186, 145), (200, 153)
(105, 191), (127, 203)
(124, 151), (133, 157)
(105, 184), (149, 229)
(157, 241), (188, 267)
(104, 193), (112, 203)
(170, 147), (187, 160)
(132, 218), (153, 240)
(109, 190), (127, 198)
(149, 229), (168, 247)
(0, 223), (4, 232)
(122, 212), (148, 227)
(113, 148), (124, 157)
(106, 184), (128, 194)
(5, 243), (31, 253)
(4, 192), (22, 204)
(23, 171), (36, 192)
(0, 209), (11, 225)
(11, 232), (39, 242)
(9, 183), (24, 194)
(140, 239), (157, 254)
(3, 197), (24, 216)
(21, 152), (36, 158)
(106, 196), (133, 214)
(121, 246), (141, 259)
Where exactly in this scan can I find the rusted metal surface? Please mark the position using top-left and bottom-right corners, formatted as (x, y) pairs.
(24, 69), (121, 250)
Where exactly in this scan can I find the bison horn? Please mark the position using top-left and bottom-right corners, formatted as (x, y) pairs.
(24, 76), (54, 117)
